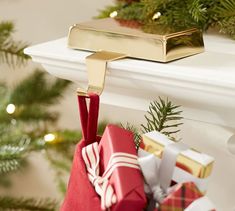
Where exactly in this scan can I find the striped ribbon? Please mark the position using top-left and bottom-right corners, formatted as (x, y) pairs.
(82, 142), (140, 210)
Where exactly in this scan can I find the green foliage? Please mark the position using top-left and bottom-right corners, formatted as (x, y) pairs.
(214, 0), (235, 38)
(0, 196), (58, 211)
(96, 3), (125, 19)
(0, 140), (29, 175)
(117, 2), (144, 21)
(0, 18), (106, 210)
(10, 70), (71, 106)
(0, 21), (29, 67)
(0, 70), (76, 210)
(99, 0), (235, 39)
(0, 124), (30, 175)
(141, 97), (183, 137)
(122, 97), (183, 148)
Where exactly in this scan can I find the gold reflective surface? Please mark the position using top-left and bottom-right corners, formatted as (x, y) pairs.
(77, 51), (126, 96)
(142, 134), (214, 179)
(68, 18), (204, 62)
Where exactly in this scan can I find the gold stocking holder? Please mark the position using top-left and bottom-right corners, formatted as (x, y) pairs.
(77, 51), (126, 96)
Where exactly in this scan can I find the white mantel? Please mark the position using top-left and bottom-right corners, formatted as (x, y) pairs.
(25, 34), (235, 128)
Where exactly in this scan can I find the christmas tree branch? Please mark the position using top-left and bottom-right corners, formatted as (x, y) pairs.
(10, 69), (71, 106)
(0, 196), (58, 211)
(0, 21), (29, 67)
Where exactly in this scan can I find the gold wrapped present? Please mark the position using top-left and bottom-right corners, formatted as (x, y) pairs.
(67, 18), (204, 62)
(142, 131), (214, 179)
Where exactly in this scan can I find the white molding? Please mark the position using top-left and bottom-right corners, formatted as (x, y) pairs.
(24, 34), (235, 128)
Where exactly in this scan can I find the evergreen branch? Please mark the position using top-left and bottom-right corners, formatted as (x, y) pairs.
(96, 3), (125, 19)
(0, 158), (24, 175)
(0, 40), (29, 67)
(187, 0), (207, 23)
(0, 137), (30, 175)
(0, 196), (58, 211)
(214, 0), (235, 38)
(215, 0), (235, 17)
(0, 21), (29, 67)
(99, 0), (235, 39)
(10, 69), (71, 106)
(0, 22), (14, 43)
(141, 97), (183, 139)
(14, 106), (58, 123)
(117, 2), (144, 21)
(217, 16), (235, 39)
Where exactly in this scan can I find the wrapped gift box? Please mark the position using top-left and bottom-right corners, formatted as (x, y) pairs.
(141, 131), (214, 192)
(98, 124), (147, 210)
(154, 182), (215, 211)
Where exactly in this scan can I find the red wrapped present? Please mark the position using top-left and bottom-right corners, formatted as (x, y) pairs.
(61, 94), (146, 211)
(98, 125), (147, 211)
(154, 182), (215, 211)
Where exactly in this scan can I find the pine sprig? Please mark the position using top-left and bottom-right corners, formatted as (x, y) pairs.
(0, 21), (29, 67)
(122, 98), (183, 148)
(0, 196), (58, 211)
(214, 0), (235, 38)
(141, 97), (183, 138)
(0, 40), (29, 66)
(187, 0), (207, 23)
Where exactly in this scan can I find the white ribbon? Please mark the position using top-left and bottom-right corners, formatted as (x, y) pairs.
(82, 142), (140, 210)
(138, 142), (216, 210)
(138, 142), (189, 204)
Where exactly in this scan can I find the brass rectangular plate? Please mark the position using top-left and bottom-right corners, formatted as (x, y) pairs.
(68, 18), (204, 62)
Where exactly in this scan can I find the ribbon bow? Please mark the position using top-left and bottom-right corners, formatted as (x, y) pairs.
(138, 142), (216, 211)
(82, 142), (140, 210)
(138, 142), (189, 205)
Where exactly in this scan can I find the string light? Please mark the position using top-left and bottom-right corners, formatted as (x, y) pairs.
(152, 12), (161, 20)
(44, 133), (56, 142)
(110, 11), (118, 18)
(6, 103), (16, 114)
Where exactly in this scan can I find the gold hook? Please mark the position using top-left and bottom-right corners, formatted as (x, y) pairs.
(77, 51), (126, 96)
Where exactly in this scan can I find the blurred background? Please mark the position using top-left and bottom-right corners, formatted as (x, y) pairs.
(0, 0), (148, 209)
(0, 0), (235, 210)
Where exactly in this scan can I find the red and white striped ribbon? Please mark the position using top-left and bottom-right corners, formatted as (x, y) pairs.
(82, 142), (140, 210)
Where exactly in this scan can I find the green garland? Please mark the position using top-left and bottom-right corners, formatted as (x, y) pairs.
(98, 0), (235, 39)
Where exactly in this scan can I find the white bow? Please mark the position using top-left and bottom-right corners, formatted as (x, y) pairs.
(82, 142), (140, 210)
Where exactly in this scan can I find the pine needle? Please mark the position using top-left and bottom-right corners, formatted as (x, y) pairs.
(0, 196), (58, 211)
(0, 21), (29, 67)
(122, 97), (183, 148)
(141, 97), (183, 138)
(10, 69), (71, 106)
